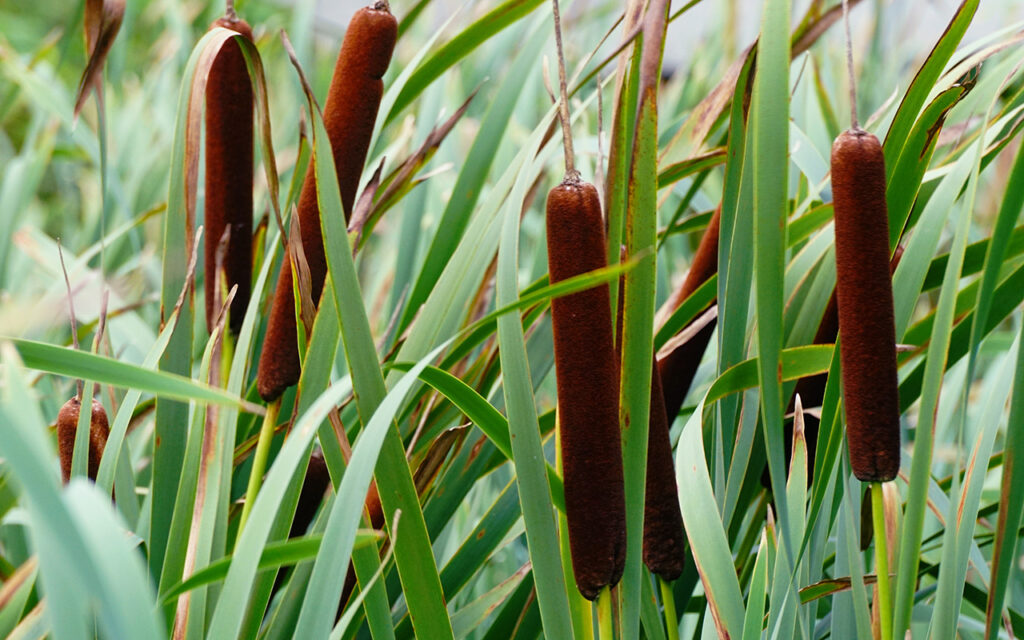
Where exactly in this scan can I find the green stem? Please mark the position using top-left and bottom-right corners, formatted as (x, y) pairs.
(236, 399), (280, 539)
(220, 331), (235, 388)
(660, 577), (679, 640)
(872, 481), (892, 640)
(597, 588), (614, 640)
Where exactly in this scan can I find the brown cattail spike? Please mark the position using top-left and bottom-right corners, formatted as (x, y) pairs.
(642, 360), (686, 580)
(256, 4), (397, 402)
(57, 397), (110, 483)
(547, 177), (626, 600)
(831, 129), (900, 483)
(657, 206), (721, 421)
(205, 16), (254, 336)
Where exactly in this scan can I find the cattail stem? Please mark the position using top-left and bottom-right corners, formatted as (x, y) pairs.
(871, 482), (892, 640)
(550, 0), (576, 176)
(57, 242), (84, 401)
(597, 588), (614, 640)
(220, 331), (235, 392)
(237, 399), (281, 538)
(660, 577), (679, 640)
(841, 0), (859, 129)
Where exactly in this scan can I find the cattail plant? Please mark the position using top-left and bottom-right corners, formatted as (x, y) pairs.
(545, 0), (625, 602)
(204, 13), (253, 336)
(657, 206), (720, 421)
(832, 2), (900, 638)
(256, 2), (397, 402)
(57, 396), (110, 483)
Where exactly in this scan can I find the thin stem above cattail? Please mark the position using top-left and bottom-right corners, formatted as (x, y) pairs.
(842, 0), (859, 129)
(550, 0), (576, 176)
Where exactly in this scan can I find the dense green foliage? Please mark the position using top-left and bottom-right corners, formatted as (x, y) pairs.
(2, 0), (1024, 638)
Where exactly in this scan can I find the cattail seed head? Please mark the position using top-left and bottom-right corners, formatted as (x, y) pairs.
(642, 360), (686, 580)
(204, 17), (254, 335)
(256, 4), (397, 402)
(831, 129), (901, 483)
(547, 177), (626, 600)
(657, 207), (721, 421)
(57, 396), (109, 483)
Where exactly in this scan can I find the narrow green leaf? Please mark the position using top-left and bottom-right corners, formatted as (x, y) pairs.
(750, 0), (791, 552)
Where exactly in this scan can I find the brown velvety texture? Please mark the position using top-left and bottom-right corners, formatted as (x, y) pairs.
(547, 178), (626, 600)
(57, 397), (110, 483)
(831, 129), (901, 483)
(642, 361), (686, 580)
(256, 5), (397, 402)
(204, 17), (254, 335)
(658, 206), (721, 422)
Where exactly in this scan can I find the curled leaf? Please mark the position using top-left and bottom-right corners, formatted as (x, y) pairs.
(74, 0), (125, 118)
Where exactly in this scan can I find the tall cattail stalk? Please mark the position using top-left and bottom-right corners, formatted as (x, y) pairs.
(256, 2), (397, 402)
(204, 15), (253, 336)
(834, 2), (899, 639)
(657, 206), (721, 421)
(546, 0), (626, 604)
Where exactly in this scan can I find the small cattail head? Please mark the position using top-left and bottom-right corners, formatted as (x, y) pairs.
(547, 177), (626, 600)
(56, 396), (110, 483)
(831, 129), (901, 483)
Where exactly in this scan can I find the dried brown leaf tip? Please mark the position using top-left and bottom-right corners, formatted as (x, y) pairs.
(658, 206), (721, 422)
(204, 16), (254, 336)
(74, 0), (125, 118)
(256, 3), (397, 402)
(832, 129), (901, 483)
(56, 396), (110, 483)
(547, 177), (626, 600)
